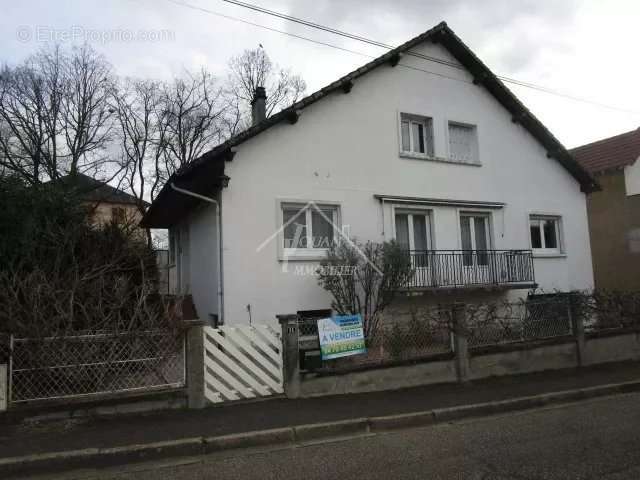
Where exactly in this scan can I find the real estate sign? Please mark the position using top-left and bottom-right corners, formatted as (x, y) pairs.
(317, 314), (366, 360)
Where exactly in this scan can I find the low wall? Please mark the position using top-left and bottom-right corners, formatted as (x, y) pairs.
(583, 330), (640, 365)
(299, 359), (456, 397)
(469, 341), (578, 380)
(295, 331), (640, 398)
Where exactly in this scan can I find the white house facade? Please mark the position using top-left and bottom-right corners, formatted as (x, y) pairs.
(144, 23), (597, 327)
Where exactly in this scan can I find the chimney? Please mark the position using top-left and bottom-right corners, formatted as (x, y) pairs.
(251, 86), (266, 126)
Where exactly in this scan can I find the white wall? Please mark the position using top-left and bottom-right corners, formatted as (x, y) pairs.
(191, 41), (593, 326)
(624, 158), (640, 196)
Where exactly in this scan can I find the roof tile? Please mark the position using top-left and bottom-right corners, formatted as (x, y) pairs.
(570, 128), (640, 174)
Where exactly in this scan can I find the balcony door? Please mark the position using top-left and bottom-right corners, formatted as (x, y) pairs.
(460, 213), (491, 284)
(395, 211), (432, 287)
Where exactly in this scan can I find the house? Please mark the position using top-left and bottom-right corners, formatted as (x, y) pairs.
(143, 22), (597, 327)
(571, 128), (640, 290)
(51, 173), (146, 228)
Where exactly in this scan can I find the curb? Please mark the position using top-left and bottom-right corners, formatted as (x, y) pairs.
(2, 379), (640, 477)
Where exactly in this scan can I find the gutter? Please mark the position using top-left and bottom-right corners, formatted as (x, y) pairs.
(170, 183), (224, 325)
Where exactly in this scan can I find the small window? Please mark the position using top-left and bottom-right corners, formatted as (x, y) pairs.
(530, 216), (562, 254)
(282, 203), (339, 257)
(111, 207), (126, 224)
(400, 113), (434, 157)
(448, 122), (478, 164)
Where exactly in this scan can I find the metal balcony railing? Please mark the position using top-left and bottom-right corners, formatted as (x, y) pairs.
(405, 250), (535, 290)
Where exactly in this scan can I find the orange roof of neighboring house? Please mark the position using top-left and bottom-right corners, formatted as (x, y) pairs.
(570, 128), (640, 174)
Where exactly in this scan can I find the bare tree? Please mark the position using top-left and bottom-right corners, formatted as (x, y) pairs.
(0, 44), (115, 183)
(227, 48), (306, 126)
(61, 44), (115, 176)
(111, 78), (164, 246)
(160, 69), (227, 177)
(317, 239), (414, 338)
(0, 60), (54, 183)
(112, 70), (227, 245)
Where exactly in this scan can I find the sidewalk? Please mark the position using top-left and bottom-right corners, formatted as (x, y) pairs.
(2, 360), (640, 461)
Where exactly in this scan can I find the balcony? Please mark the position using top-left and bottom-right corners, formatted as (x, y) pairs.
(404, 250), (536, 291)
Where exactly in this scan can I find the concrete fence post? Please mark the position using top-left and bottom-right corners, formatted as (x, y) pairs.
(184, 320), (206, 409)
(452, 303), (470, 383)
(568, 295), (586, 367)
(0, 363), (7, 412)
(277, 314), (301, 399)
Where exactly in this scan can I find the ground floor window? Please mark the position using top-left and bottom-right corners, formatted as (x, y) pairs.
(281, 203), (340, 256)
(394, 210), (432, 251)
(460, 213), (491, 266)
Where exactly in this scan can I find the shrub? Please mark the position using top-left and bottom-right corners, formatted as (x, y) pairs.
(0, 175), (171, 337)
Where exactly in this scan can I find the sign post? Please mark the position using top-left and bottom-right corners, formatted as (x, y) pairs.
(318, 314), (366, 360)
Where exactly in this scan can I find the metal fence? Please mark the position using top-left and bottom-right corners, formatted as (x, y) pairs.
(466, 298), (573, 348)
(297, 296), (579, 373)
(8, 331), (185, 404)
(406, 250), (535, 289)
(573, 291), (640, 333)
(298, 308), (453, 373)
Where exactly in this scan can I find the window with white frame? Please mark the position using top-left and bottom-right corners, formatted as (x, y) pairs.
(448, 122), (478, 164)
(529, 215), (562, 254)
(400, 113), (434, 157)
(394, 210), (432, 251)
(282, 203), (339, 256)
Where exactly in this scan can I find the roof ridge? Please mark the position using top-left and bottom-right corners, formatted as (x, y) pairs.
(144, 21), (600, 227)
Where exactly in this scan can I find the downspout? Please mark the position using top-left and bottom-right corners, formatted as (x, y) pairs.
(170, 183), (224, 325)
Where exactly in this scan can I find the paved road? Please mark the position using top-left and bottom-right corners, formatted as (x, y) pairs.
(51, 392), (640, 480)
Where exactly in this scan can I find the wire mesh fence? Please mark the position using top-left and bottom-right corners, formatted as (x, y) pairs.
(298, 308), (453, 373)
(571, 291), (640, 333)
(9, 331), (185, 403)
(296, 296), (582, 373)
(466, 298), (573, 349)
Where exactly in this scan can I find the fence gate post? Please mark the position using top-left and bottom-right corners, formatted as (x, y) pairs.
(452, 303), (470, 383)
(277, 314), (301, 399)
(568, 295), (586, 367)
(185, 320), (206, 409)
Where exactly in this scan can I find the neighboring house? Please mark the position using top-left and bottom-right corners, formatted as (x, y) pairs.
(143, 22), (597, 327)
(51, 173), (146, 228)
(571, 128), (640, 290)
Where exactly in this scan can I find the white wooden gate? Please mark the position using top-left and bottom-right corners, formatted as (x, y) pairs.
(203, 325), (283, 404)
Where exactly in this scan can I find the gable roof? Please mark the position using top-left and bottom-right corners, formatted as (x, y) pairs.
(570, 128), (640, 175)
(143, 21), (598, 228)
(49, 173), (147, 207)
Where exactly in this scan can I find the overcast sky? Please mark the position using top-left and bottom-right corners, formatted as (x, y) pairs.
(2, 0), (639, 148)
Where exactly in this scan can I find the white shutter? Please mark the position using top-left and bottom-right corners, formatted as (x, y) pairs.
(449, 123), (477, 163)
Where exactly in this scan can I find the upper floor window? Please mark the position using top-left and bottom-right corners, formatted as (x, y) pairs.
(281, 203), (340, 257)
(111, 206), (126, 224)
(448, 122), (479, 164)
(529, 215), (562, 254)
(400, 113), (434, 157)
